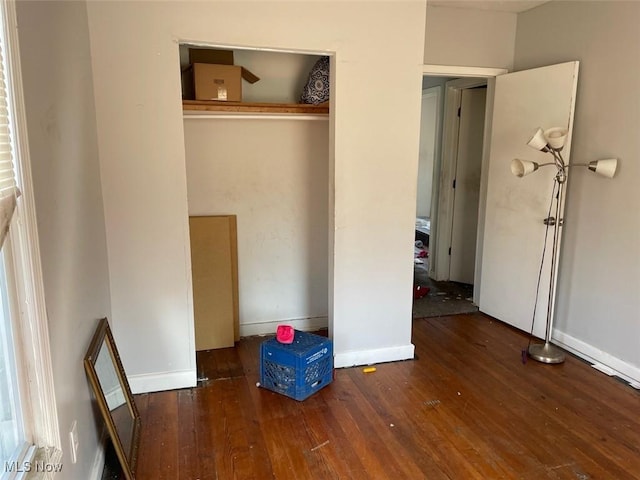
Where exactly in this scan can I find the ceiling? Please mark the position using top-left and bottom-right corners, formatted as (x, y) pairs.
(428, 0), (550, 13)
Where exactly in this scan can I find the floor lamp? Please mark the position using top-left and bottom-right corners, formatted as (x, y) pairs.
(510, 127), (618, 364)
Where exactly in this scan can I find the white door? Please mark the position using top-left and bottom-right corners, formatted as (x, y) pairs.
(478, 62), (579, 338)
(450, 87), (486, 284)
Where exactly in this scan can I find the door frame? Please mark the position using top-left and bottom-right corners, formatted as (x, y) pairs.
(417, 86), (441, 220)
(422, 65), (507, 304)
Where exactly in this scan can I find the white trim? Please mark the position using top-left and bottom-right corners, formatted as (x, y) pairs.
(103, 387), (126, 411)
(183, 113), (328, 121)
(88, 445), (105, 480)
(417, 86), (441, 249)
(473, 78), (497, 305)
(422, 88), (440, 100)
(1, 0), (60, 452)
(176, 38), (332, 57)
(88, 429), (107, 480)
(426, 82), (443, 276)
(422, 64), (508, 78)
(552, 330), (640, 386)
(239, 316), (328, 338)
(7, 446), (63, 480)
(2, 443), (34, 480)
(591, 363), (617, 376)
(127, 369), (197, 395)
(40, 446), (63, 480)
(334, 343), (415, 369)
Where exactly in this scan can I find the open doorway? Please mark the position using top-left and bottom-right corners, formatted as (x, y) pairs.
(413, 75), (486, 318)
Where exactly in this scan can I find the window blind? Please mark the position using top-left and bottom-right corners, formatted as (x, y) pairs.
(0, 41), (18, 248)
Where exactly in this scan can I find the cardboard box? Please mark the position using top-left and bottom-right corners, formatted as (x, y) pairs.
(189, 48), (234, 66)
(192, 63), (242, 102)
(189, 48), (260, 84)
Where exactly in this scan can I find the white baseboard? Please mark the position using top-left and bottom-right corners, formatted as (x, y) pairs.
(127, 368), (197, 394)
(553, 330), (640, 385)
(88, 434), (106, 480)
(334, 343), (415, 368)
(239, 316), (328, 337)
(104, 386), (126, 410)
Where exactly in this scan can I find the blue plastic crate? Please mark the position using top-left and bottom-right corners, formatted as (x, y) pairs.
(259, 330), (333, 401)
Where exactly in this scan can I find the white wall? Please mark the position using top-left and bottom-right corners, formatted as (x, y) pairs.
(235, 50), (321, 103)
(515, 1), (640, 380)
(424, 5), (516, 70)
(16, 1), (112, 478)
(86, 0), (426, 384)
(184, 119), (329, 335)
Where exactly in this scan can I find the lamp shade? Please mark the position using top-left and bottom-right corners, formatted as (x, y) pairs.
(588, 158), (618, 178)
(511, 159), (539, 177)
(527, 128), (548, 151)
(544, 127), (568, 150)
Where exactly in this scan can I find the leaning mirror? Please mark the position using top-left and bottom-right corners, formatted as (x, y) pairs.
(84, 318), (141, 479)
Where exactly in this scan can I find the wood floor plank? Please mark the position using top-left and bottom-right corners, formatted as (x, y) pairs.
(419, 315), (639, 479)
(136, 390), (179, 480)
(128, 313), (640, 480)
(192, 386), (217, 480)
(341, 367), (447, 479)
(295, 399), (368, 479)
(360, 358), (516, 479)
(417, 318), (597, 476)
(324, 370), (434, 479)
(131, 393), (150, 478)
(408, 327), (557, 478)
(176, 389), (198, 480)
(207, 378), (247, 479)
(195, 349), (218, 382)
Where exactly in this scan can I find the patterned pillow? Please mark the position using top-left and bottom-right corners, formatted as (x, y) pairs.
(300, 56), (330, 104)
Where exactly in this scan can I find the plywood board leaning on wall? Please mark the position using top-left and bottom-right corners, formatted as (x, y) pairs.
(189, 215), (239, 350)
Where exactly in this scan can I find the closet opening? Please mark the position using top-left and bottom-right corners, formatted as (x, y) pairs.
(177, 43), (332, 381)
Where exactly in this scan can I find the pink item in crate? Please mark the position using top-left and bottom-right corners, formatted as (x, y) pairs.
(276, 324), (295, 344)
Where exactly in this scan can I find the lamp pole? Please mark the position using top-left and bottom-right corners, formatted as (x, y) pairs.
(528, 168), (567, 364)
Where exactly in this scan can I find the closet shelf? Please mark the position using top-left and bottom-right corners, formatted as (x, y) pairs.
(182, 100), (329, 115)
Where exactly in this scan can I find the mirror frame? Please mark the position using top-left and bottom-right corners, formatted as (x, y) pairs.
(84, 317), (141, 479)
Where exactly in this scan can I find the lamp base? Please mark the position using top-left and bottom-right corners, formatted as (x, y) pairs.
(528, 342), (565, 364)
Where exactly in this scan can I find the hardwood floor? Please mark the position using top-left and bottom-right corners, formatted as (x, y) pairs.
(132, 313), (640, 479)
